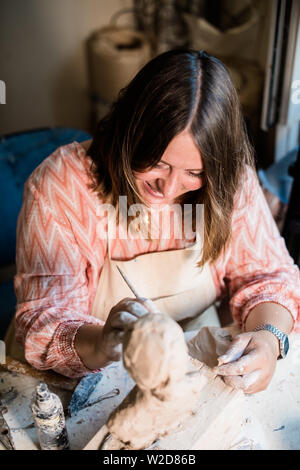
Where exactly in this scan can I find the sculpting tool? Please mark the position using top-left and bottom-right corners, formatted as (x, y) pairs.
(116, 266), (166, 309)
(68, 372), (103, 416)
(116, 266), (140, 298)
(116, 266), (160, 314)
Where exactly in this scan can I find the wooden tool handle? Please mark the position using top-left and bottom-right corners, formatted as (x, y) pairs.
(116, 266), (160, 314)
(116, 266), (141, 298)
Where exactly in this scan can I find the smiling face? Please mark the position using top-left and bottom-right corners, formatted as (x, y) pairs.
(134, 131), (204, 206)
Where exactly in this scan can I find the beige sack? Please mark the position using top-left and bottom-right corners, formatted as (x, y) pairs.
(87, 26), (152, 104)
(184, 5), (261, 60)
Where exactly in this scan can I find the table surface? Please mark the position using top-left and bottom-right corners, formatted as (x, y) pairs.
(1, 333), (300, 451)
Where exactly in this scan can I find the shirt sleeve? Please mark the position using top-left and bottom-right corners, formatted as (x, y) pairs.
(14, 155), (106, 378)
(213, 166), (300, 331)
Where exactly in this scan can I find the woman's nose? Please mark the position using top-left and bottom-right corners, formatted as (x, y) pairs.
(160, 171), (182, 198)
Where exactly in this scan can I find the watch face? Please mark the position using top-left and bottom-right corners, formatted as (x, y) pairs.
(282, 336), (289, 358)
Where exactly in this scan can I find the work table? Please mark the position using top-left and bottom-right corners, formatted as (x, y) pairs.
(1, 332), (300, 450)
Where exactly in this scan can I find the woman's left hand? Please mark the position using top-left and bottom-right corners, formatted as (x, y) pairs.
(214, 330), (280, 394)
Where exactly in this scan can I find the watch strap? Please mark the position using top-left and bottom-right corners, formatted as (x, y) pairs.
(253, 323), (289, 358)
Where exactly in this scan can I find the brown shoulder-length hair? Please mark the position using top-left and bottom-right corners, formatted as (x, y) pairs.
(87, 49), (255, 266)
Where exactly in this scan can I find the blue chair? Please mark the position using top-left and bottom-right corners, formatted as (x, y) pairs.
(0, 127), (91, 338)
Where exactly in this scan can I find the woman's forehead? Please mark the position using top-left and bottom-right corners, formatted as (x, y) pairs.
(160, 131), (203, 170)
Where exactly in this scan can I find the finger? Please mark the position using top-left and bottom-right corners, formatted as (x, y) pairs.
(109, 342), (123, 355)
(110, 311), (139, 329)
(120, 299), (150, 318)
(215, 349), (259, 376)
(223, 370), (262, 393)
(217, 334), (252, 365)
(110, 297), (136, 313)
(106, 343), (122, 361)
(138, 297), (160, 314)
(105, 329), (125, 346)
(99, 331), (124, 361)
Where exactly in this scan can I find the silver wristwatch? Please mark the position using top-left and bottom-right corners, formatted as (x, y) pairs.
(254, 324), (289, 358)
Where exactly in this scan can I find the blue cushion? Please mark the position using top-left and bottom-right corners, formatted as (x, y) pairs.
(0, 280), (16, 339)
(258, 146), (299, 204)
(0, 127), (91, 266)
(0, 158), (20, 266)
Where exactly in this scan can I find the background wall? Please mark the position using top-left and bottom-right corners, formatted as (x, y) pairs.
(0, 0), (133, 135)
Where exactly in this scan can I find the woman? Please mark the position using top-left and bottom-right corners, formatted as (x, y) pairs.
(7, 50), (300, 394)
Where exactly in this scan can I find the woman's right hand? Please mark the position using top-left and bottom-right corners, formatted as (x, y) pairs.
(96, 297), (158, 362)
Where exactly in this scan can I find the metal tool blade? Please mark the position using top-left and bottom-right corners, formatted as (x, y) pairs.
(68, 372), (103, 416)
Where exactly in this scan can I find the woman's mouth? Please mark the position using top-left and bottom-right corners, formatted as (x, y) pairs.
(143, 181), (164, 199)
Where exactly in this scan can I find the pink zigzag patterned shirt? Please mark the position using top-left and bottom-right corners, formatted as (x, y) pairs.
(14, 142), (300, 378)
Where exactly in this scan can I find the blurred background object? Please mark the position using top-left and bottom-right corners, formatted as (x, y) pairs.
(135, 0), (189, 53)
(0, 0), (135, 136)
(258, 146), (299, 233)
(87, 24), (151, 127)
(282, 148), (300, 268)
(1, 0), (298, 162)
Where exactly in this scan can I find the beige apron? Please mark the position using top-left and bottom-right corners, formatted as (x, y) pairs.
(5, 217), (220, 363)
(92, 226), (218, 327)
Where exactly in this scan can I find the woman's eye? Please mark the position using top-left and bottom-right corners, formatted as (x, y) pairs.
(188, 172), (203, 178)
(153, 163), (167, 169)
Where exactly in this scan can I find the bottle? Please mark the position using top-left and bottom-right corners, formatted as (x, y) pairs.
(31, 382), (70, 450)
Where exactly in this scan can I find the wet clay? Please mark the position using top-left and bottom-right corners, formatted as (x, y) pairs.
(104, 313), (209, 450)
(187, 325), (240, 367)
